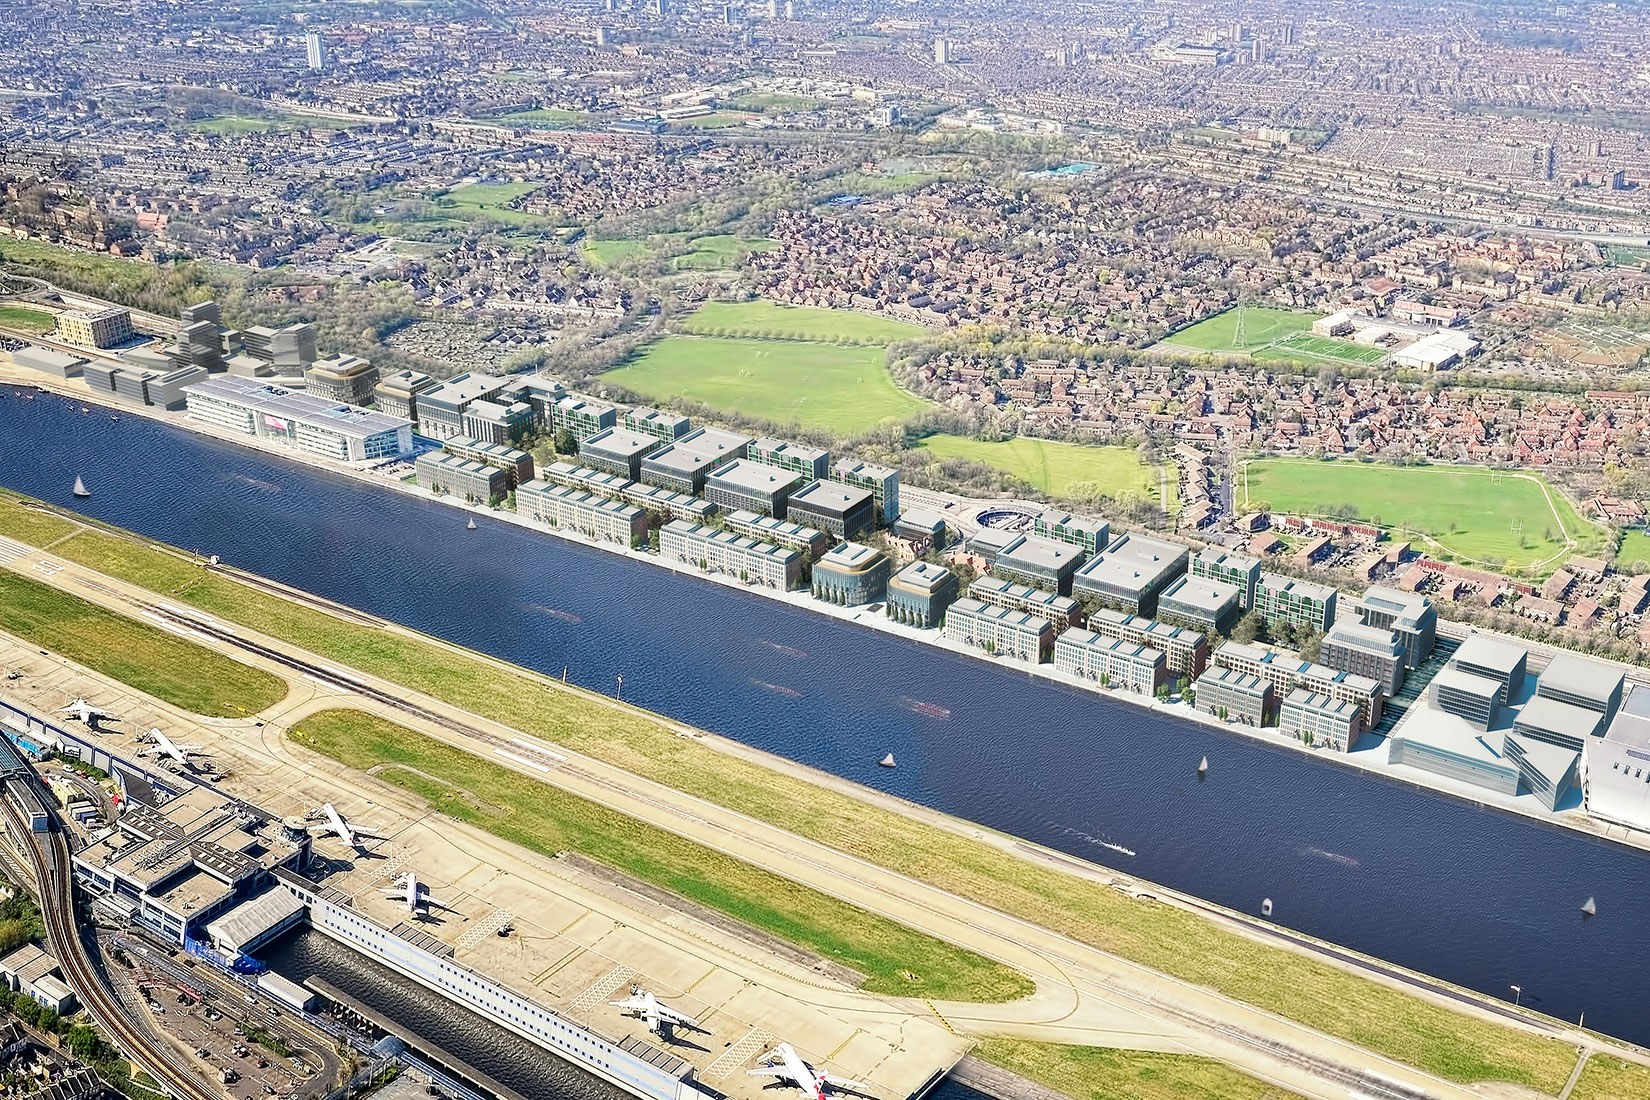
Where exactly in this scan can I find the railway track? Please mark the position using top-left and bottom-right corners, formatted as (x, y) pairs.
(0, 793), (222, 1100)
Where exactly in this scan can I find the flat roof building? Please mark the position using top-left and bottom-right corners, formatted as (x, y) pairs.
(1587, 685), (1650, 831)
(812, 542), (891, 606)
(991, 534), (1085, 597)
(304, 354), (379, 407)
(1321, 622), (1407, 695)
(1215, 641), (1384, 728)
(443, 436), (533, 487)
(10, 346), (85, 378)
(1190, 549), (1261, 609)
(704, 460), (802, 519)
(969, 576), (1083, 627)
(1536, 653), (1624, 722)
(787, 479), (878, 541)
(1072, 533), (1189, 617)
(1280, 688), (1363, 752)
(461, 399), (534, 446)
(1253, 572), (1337, 634)
(416, 452), (510, 505)
(1450, 636), (1528, 704)
(623, 407), (691, 443)
(1156, 575), (1242, 636)
(1033, 511), (1109, 556)
(886, 561), (959, 629)
(374, 370), (437, 423)
(418, 373), (512, 440)
(723, 510), (832, 560)
(1193, 666), (1274, 726)
(641, 441), (734, 496)
(749, 437), (831, 481)
(676, 425), (754, 465)
(1357, 586), (1436, 670)
(892, 509), (947, 549)
(659, 519), (799, 591)
(1086, 608), (1209, 679)
(1388, 726), (1520, 799)
(580, 426), (663, 482)
(56, 306), (133, 349)
(1054, 629), (1166, 695)
(517, 481), (648, 547)
(550, 396), (619, 443)
(1429, 666), (1503, 731)
(620, 481), (719, 524)
(1512, 694), (1604, 753)
(1503, 733), (1579, 811)
(833, 458), (899, 525)
(186, 375), (412, 462)
(943, 598), (1055, 664)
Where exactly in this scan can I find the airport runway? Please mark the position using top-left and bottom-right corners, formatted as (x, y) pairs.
(0, 536), (1623, 1100)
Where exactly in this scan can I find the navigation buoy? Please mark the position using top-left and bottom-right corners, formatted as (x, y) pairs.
(72, 475), (90, 498)
(879, 753), (896, 768)
(1581, 896), (1597, 918)
(467, 518), (477, 530)
(1261, 897), (1273, 917)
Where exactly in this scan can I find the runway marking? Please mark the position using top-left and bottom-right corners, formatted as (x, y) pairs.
(455, 908), (513, 952)
(493, 748), (551, 773)
(569, 964), (635, 1012)
(508, 737), (566, 762)
(0, 535), (32, 564)
(33, 559), (61, 577)
(707, 1027), (774, 1080)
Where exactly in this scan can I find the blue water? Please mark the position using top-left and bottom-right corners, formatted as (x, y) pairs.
(7, 389), (1650, 1046)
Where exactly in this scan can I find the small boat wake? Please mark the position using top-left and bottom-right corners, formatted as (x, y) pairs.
(1299, 846), (1360, 868)
(1053, 824), (1136, 858)
(529, 605), (583, 624)
(749, 678), (802, 698)
(756, 639), (808, 659)
(229, 473), (283, 493)
(897, 697), (951, 719)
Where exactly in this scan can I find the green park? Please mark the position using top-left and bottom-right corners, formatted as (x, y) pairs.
(1156, 306), (1386, 367)
(916, 435), (1175, 510)
(1243, 458), (1610, 572)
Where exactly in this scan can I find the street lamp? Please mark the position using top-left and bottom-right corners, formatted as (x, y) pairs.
(616, 674), (623, 702)
(1510, 984), (1523, 1006)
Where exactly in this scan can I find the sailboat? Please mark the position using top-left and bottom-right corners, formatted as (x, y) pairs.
(1197, 755), (1209, 777)
(1581, 896), (1597, 918)
(72, 475), (90, 498)
(878, 753), (896, 768)
(466, 517), (477, 530)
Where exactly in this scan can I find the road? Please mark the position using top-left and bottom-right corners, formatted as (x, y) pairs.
(3, 539), (1623, 1100)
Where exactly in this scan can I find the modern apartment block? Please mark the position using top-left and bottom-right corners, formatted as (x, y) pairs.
(1320, 622), (1408, 695)
(1032, 511), (1109, 556)
(550, 396), (619, 443)
(623, 407), (691, 443)
(1253, 572), (1337, 634)
(1189, 549), (1261, 609)
(1429, 667), (1504, 731)
(1156, 575), (1242, 635)
(516, 481), (648, 547)
(833, 459), (899, 525)
(969, 576), (1083, 628)
(1536, 653), (1624, 724)
(991, 534), (1086, 597)
(1192, 667), (1274, 725)
(1356, 586), (1436, 670)
(704, 460), (802, 519)
(942, 598), (1055, 663)
(812, 542), (891, 606)
(1213, 641), (1384, 728)
(641, 442), (733, 496)
(1279, 688), (1363, 751)
(56, 307), (133, 349)
(1449, 636), (1528, 705)
(417, 373), (512, 440)
(659, 519), (800, 590)
(749, 437), (831, 481)
(1053, 629), (1167, 695)
(185, 375), (411, 462)
(303, 354), (379, 407)
(442, 436), (534, 487)
(415, 452), (510, 505)
(675, 426), (753, 466)
(620, 482), (718, 524)
(722, 510), (832, 560)
(787, 479), (878, 541)
(1072, 532), (1189, 616)
(460, 399), (534, 446)
(1085, 608), (1209, 680)
(886, 561), (959, 628)
(580, 426), (663, 482)
(374, 370), (437, 423)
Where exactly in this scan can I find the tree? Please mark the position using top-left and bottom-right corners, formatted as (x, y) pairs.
(1155, 684), (1171, 703)
(1231, 610), (1266, 644)
(554, 428), (579, 456)
(1184, 685), (1196, 708)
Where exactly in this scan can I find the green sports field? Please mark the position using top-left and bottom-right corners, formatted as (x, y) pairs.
(1243, 459), (1609, 572)
(679, 300), (926, 344)
(607, 335), (929, 434)
(918, 435), (1175, 509)
(0, 305), (57, 336)
(1157, 307), (1385, 367)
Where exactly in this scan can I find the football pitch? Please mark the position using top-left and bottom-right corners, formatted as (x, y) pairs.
(606, 335), (929, 435)
(1243, 459), (1609, 572)
(917, 435), (1175, 508)
(1157, 307), (1386, 367)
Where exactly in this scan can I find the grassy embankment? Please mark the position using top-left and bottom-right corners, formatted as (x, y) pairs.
(292, 709), (1028, 1002)
(0, 497), (1584, 1091)
(975, 1040), (1306, 1100)
(1244, 458), (1610, 574)
(0, 568), (285, 718)
(1571, 1052), (1650, 1100)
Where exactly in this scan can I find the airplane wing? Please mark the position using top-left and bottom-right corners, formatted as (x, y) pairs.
(423, 894), (453, 911)
(608, 994), (649, 1012)
(656, 1005), (703, 1030)
(382, 888), (411, 901)
(745, 1067), (788, 1079)
(823, 1072), (869, 1092)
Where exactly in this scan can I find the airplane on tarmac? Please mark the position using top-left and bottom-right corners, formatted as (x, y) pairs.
(306, 803), (387, 850)
(58, 699), (117, 728)
(137, 729), (208, 769)
(609, 985), (705, 1037)
(382, 871), (451, 917)
(748, 1044), (869, 1099)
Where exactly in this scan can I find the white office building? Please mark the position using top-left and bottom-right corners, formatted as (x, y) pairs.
(185, 375), (411, 462)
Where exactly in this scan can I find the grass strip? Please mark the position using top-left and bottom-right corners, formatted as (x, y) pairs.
(3, 498), (1581, 1089)
(1570, 1052), (1650, 1100)
(292, 708), (1031, 1004)
(975, 1039), (1307, 1100)
(0, 567), (286, 717)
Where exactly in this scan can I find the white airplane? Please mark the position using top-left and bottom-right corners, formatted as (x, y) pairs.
(306, 803), (386, 850)
(137, 729), (207, 768)
(748, 1043), (869, 1100)
(609, 985), (704, 1036)
(58, 699), (116, 727)
(382, 871), (451, 916)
